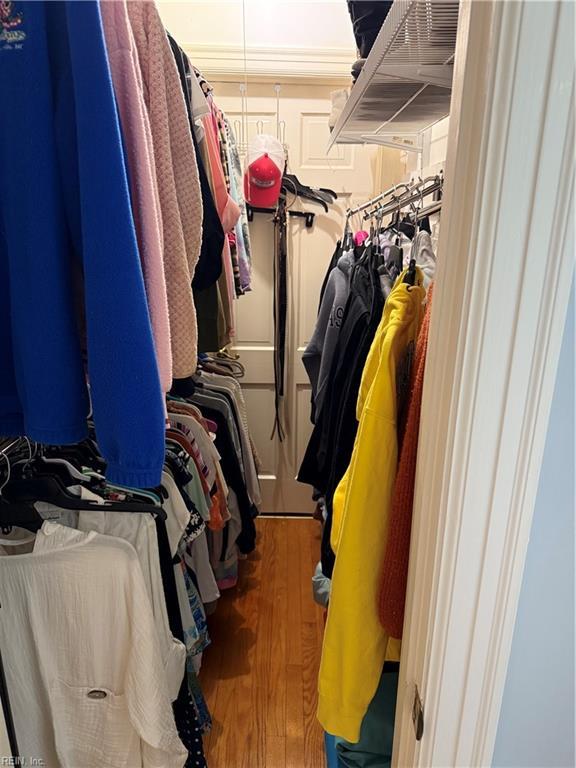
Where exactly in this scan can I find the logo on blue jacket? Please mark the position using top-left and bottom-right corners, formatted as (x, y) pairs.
(0, 1), (26, 46)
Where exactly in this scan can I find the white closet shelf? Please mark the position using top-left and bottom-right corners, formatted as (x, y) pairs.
(328, 0), (460, 150)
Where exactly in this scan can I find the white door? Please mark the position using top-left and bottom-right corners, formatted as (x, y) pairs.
(215, 80), (403, 513)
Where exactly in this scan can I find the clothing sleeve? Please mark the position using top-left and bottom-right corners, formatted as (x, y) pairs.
(302, 270), (338, 401)
(100, 0), (173, 393)
(63, 1), (165, 488)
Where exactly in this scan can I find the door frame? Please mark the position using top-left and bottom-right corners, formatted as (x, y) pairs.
(394, 1), (574, 766)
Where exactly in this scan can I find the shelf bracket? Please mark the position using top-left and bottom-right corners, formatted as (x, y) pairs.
(360, 133), (424, 154)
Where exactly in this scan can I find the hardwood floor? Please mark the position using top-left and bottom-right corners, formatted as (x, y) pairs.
(200, 517), (327, 768)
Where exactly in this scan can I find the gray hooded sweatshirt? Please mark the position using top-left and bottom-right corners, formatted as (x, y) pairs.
(303, 251), (354, 420)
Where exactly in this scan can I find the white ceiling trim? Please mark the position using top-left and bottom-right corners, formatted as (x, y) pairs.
(182, 44), (354, 82)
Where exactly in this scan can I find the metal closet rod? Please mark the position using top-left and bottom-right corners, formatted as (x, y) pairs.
(346, 183), (411, 218)
(365, 177), (443, 221)
(347, 173), (443, 220)
(406, 198), (443, 221)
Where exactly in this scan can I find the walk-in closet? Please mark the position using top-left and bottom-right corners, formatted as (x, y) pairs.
(0, 1), (573, 767)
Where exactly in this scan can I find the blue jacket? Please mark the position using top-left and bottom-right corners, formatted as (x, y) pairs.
(0, 1), (165, 487)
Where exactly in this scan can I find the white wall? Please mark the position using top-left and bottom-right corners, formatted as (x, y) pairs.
(157, 0), (356, 53)
(403, 116), (449, 179)
(492, 278), (575, 767)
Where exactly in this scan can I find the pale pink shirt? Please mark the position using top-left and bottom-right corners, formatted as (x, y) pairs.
(200, 112), (240, 341)
(127, 1), (204, 378)
(100, 0), (172, 391)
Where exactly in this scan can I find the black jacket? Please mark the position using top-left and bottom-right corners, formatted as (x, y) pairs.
(299, 259), (383, 490)
(298, 258), (384, 576)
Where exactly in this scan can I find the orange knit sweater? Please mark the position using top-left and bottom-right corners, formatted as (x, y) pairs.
(378, 284), (434, 638)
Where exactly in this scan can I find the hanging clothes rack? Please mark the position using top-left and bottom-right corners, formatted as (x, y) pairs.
(274, 83), (288, 154)
(345, 182), (411, 221)
(232, 0), (252, 158)
(407, 197), (443, 221)
(365, 175), (443, 220)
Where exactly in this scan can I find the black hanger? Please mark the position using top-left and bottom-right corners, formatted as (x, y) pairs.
(403, 258), (417, 286)
(398, 215), (415, 240)
(284, 189), (328, 212)
(281, 174), (331, 212)
(3, 474), (93, 510)
(44, 440), (106, 473)
(3, 474), (166, 518)
(287, 180), (337, 202)
(24, 456), (86, 488)
(86, 439), (106, 467)
(415, 214), (431, 235)
(318, 187), (338, 201)
(0, 492), (44, 533)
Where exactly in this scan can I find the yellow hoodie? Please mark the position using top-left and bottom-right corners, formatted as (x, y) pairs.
(318, 270), (425, 743)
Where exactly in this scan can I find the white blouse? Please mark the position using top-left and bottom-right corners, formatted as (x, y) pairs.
(161, 471), (191, 556)
(76, 511), (186, 701)
(0, 522), (187, 768)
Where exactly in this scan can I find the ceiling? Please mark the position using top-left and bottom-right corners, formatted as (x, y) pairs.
(157, 0), (357, 55)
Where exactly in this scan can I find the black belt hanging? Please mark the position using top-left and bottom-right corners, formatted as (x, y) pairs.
(0, 647), (18, 758)
(271, 199), (287, 441)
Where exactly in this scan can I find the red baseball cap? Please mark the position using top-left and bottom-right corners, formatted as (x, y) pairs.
(244, 134), (285, 207)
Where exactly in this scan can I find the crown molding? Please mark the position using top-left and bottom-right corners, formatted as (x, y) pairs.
(181, 43), (354, 84)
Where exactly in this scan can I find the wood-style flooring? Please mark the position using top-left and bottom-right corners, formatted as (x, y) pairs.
(200, 517), (327, 768)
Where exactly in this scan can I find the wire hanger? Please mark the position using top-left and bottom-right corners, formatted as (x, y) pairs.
(0, 450), (12, 496)
(403, 185), (423, 286)
(0, 440), (43, 533)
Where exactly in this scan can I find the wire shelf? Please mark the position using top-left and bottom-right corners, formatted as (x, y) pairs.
(328, 0), (460, 149)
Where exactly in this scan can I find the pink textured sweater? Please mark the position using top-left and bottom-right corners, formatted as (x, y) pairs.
(100, 0), (172, 392)
(127, 1), (203, 379)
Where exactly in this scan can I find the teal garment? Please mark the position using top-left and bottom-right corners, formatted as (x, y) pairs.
(326, 732), (339, 768)
(336, 665), (399, 768)
(182, 565), (210, 657)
